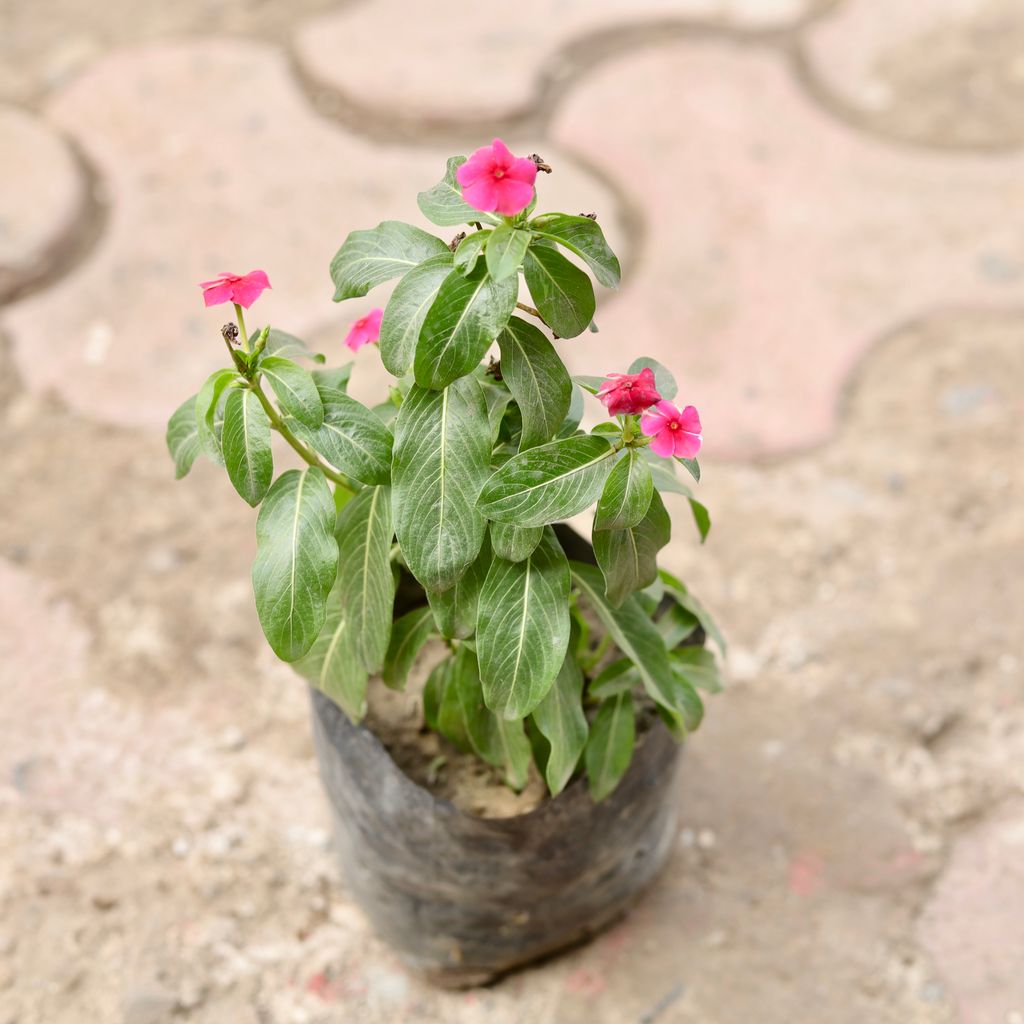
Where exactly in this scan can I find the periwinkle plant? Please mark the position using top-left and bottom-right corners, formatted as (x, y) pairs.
(168, 139), (723, 801)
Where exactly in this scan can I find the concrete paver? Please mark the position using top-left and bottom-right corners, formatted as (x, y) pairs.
(801, 0), (1024, 149)
(919, 802), (1024, 1024)
(0, 41), (620, 430)
(551, 40), (1024, 456)
(0, 105), (87, 301)
(294, 0), (833, 127)
(0, 2), (1022, 1021)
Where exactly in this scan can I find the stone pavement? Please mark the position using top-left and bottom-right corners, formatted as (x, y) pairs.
(1, 2), (1023, 1022)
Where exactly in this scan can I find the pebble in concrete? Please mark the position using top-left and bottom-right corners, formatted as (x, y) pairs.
(0, 105), (87, 301)
(551, 41), (1024, 456)
(801, 0), (1024, 148)
(918, 802), (1024, 1024)
(294, 0), (831, 127)
(0, 41), (619, 430)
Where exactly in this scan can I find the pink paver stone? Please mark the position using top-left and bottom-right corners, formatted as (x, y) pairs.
(0, 105), (86, 300)
(802, 0), (1024, 148)
(917, 802), (1024, 1024)
(294, 0), (829, 126)
(551, 42), (1024, 456)
(0, 41), (620, 430)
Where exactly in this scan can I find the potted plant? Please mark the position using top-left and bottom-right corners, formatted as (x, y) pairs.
(167, 139), (724, 986)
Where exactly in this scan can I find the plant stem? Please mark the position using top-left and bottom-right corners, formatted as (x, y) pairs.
(249, 379), (355, 492)
(234, 303), (250, 354)
(515, 301), (548, 325)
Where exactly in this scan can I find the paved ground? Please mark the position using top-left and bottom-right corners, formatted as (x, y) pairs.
(1, 1), (1023, 1022)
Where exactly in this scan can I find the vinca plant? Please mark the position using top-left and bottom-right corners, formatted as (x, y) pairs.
(168, 139), (723, 802)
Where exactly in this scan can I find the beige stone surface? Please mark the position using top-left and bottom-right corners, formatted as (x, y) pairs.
(551, 41), (1024, 456)
(801, 0), (1024, 148)
(0, 105), (86, 300)
(294, 0), (832, 127)
(0, 41), (620, 430)
(0, 2), (1022, 1021)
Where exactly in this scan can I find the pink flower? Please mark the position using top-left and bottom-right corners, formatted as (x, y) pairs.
(456, 139), (537, 217)
(641, 401), (703, 459)
(345, 308), (383, 352)
(199, 270), (271, 309)
(597, 369), (661, 416)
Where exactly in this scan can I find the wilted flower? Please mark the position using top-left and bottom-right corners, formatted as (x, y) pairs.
(597, 368), (661, 416)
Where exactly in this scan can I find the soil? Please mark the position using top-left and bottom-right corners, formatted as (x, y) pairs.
(364, 639), (549, 819)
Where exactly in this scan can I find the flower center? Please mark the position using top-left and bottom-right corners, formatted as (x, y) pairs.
(494, 169), (505, 179)
(669, 422), (679, 430)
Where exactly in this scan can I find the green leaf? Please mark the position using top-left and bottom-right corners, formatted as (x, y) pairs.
(497, 317), (572, 451)
(290, 385), (393, 486)
(477, 529), (571, 720)
(426, 532), (491, 640)
(330, 220), (449, 301)
(585, 692), (635, 801)
(531, 646), (588, 795)
(166, 395), (201, 479)
(593, 490), (671, 607)
(477, 434), (616, 527)
(490, 521), (543, 563)
(594, 449), (653, 531)
(688, 497), (711, 542)
(571, 562), (684, 717)
(391, 379), (491, 591)
(572, 374), (606, 395)
(222, 388), (273, 507)
(531, 213), (621, 288)
(627, 357), (677, 400)
(485, 224), (531, 282)
(557, 383), (585, 438)
(294, 582), (368, 722)
(437, 656), (471, 752)
(264, 329), (325, 364)
(657, 602), (700, 648)
(334, 486), (395, 673)
(672, 646), (723, 694)
(677, 457), (700, 483)
(379, 252), (454, 376)
(523, 243), (595, 339)
(195, 369), (238, 464)
(480, 379), (513, 442)
(417, 156), (494, 227)
(453, 230), (489, 274)
(413, 263), (518, 390)
(422, 658), (448, 732)
(659, 569), (726, 654)
(588, 658), (640, 699)
(644, 452), (690, 496)
(312, 364), (353, 393)
(450, 646), (532, 790)
(253, 468), (339, 662)
(259, 356), (323, 429)
(382, 606), (435, 691)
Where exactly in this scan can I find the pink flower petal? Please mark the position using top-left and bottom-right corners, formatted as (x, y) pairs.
(201, 282), (234, 307)
(673, 430), (702, 458)
(490, 138), (513, 164)
(641, 409), (668, 435)
(653, 400), (680, 418)
(507, 156), (539, 185)
(462, 177), (500, 213)
(677, 404), (702, 434)
(494, 179), (535, 216)
(648, 430), (676, 458)
(231, 270), (272, 309)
